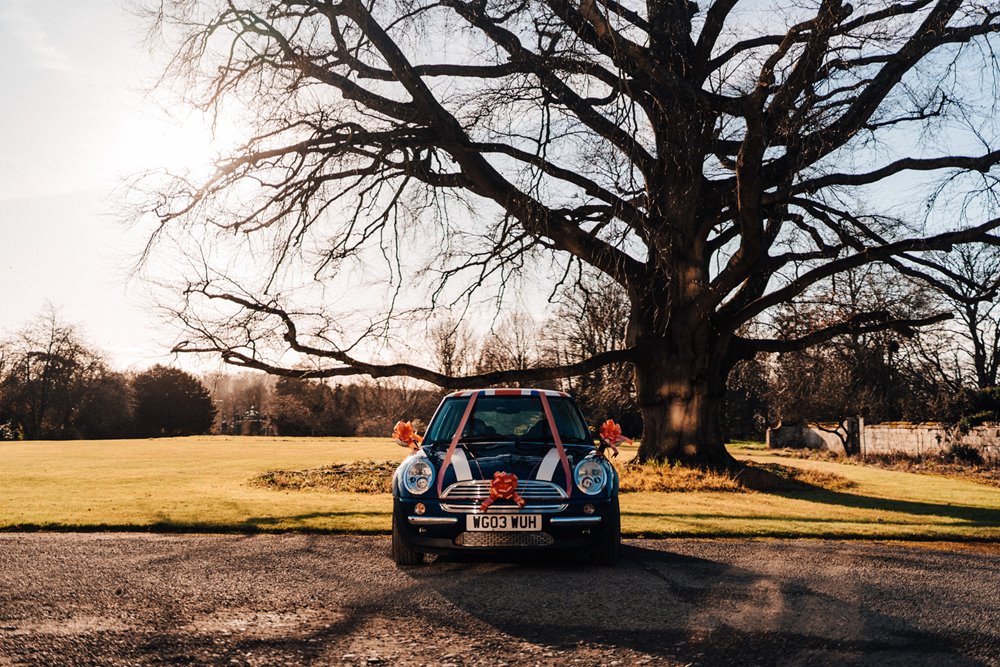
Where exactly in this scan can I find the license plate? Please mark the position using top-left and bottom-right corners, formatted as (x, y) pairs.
(466, 514), (541, 531)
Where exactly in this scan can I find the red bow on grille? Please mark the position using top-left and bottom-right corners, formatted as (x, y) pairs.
(479, 471), (526, 512)
(392, 420), (423, 451)
(597, 419), (631, 458)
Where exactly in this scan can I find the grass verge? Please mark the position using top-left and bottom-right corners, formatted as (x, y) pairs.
(1, 437), (998, 539)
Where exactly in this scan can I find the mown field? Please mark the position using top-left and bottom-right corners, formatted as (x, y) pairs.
(1, 437), (998, 539)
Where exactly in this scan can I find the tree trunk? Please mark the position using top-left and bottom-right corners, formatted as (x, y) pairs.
(632, 334), (737, 467)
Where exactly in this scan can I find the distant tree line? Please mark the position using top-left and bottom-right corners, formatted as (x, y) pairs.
(732, 251), (1000, 434)
(0, 310), (214, 440)
(202, 273), (642, 439)
(5, 246), (1000, 442)
(207, 374), (442, 438)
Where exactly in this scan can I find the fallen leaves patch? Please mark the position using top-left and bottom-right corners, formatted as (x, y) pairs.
(616, 460), (856, 493)
(252, 458), (855, 495)
(252, 461), (397, 493)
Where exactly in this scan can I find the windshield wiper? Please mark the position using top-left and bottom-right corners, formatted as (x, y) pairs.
(427, 436), (501, 445)
(517, 437), (591, 445)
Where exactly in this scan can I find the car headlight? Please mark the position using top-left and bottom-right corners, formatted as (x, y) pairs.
(574, 458), (608, 495)
(401, 457), (435, 495)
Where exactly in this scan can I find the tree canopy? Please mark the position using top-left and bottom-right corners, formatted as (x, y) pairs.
(137, 0), (1000, 463)
(132, 365), (216, 437)
(0, 310), (132, 440)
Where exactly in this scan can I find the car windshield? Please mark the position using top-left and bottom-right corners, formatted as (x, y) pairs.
(424, 395), (592, 445)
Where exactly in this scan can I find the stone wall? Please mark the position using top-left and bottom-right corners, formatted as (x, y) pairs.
(767, 420), (1000, 462)
(862, 422), (949, 457)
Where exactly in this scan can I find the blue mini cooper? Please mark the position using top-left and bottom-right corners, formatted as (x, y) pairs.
(391, 388), (621, 565)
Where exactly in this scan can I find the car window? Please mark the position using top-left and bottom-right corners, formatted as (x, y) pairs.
(424, 395), (590, 444)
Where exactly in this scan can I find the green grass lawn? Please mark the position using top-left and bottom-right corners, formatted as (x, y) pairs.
(1, 437), (998, 539)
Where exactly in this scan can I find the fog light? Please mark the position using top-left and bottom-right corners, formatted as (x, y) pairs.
(415, 502), (426, 515)
(583, 503), (595, 515)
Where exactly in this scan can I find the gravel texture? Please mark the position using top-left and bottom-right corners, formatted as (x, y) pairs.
(0, 535), (998, 666)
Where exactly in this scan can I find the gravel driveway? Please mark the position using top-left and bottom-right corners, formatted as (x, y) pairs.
(0, 535), (997, 666)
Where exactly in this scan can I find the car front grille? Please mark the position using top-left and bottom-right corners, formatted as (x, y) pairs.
(440, 480), (568, 514)
(454, 531), (555, 548)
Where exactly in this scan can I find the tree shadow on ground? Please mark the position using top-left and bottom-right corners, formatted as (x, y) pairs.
(769, 487), (1000, 526)
(1, 511), (390, 535)
(398, 543), (988, 666)
(733, 465), (1000, 527)
(9, 535), (992, 666)
(241, 511), (388, 526)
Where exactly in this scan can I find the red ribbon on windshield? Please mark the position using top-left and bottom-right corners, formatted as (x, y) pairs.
(437, 391), (479, 495)
(537, 391), (573, 498)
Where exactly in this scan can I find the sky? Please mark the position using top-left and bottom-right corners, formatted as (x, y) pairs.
(0, 1), (992, 373)
(0, 0), (222, 370)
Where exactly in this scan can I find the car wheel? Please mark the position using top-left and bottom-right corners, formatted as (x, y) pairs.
(592, 498), (621, 566)
(392, 512), (425, 566)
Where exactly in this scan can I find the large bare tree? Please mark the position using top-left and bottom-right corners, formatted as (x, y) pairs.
(138, 0), (1000, 464)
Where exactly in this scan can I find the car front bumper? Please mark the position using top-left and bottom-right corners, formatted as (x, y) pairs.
(393, 496), (618, 554)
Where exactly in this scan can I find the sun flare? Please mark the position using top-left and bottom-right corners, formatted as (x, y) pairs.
(114, 105), (243, 179)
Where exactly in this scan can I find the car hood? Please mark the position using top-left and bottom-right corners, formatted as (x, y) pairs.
(423, 442), (594, 492)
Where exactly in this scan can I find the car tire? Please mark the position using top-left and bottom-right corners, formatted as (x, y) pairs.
(592, 498), (621, 566)
(392, 513), (425, 566)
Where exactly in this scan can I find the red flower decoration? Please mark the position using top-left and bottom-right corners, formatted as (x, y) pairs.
(392, 420), (423, 451)
(597, 419), (631, 458)
(479, 471), (526, 512)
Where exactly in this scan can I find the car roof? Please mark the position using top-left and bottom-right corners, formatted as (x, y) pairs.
(444, 388), (570, 399)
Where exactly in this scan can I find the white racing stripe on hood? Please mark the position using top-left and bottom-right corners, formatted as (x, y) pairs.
(536, 448), (561, 481)
(451, 446), (473, 481)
